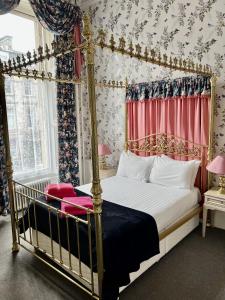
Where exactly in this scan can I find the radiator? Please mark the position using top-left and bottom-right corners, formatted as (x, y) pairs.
(15, 177), (57, 211)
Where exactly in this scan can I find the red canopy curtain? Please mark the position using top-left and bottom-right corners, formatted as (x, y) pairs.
(126, 77), (211, 193)
(127, 96), (210, 144)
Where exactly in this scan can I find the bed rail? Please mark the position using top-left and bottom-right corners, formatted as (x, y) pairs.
(12, 180), (100, 299)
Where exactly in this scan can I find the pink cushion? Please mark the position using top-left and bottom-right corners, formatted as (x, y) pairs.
(44, 183), (76, 201)
(61, 197), (93, 215)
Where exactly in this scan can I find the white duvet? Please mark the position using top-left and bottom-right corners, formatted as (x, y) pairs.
(76, 176), (200, 232)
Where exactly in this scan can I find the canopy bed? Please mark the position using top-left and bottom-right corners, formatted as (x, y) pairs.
(0, 14), (216, 300)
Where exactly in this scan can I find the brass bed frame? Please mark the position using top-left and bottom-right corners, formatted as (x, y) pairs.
(0, 14), (216, 300)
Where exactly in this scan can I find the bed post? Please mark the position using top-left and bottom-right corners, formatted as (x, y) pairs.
(83, 14), (104, 299)
(124, 78), (128, 152)
(208, 75), (217, 188)
(124, 103), (128, 152)
(0, 73), (19, 252)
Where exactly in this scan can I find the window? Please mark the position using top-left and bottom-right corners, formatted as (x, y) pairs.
(5, 79), (13, 94)
(6, 104), (16, 130)
(0, 12), (57, 181)
(24, 81), (32, 96)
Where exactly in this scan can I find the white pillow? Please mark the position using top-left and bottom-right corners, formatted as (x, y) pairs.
(150, 156), (197, 189)
(161, 155), (201, 188)
(117, 151), (155, 182)
(128, 150), (157, 163)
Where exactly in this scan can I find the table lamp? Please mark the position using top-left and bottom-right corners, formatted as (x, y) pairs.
(206, 155), (225, 194)
(98, 144), (112, 170)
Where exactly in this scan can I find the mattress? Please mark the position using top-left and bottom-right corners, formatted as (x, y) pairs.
(31, 176), (200, 296)
(76, 176), (200, 232)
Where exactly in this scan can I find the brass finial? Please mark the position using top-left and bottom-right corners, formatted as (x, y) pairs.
(8, 59), (12, 70)
(179, 58), (182, 68)
(25, 68), (29, 79)
(195, 63), (199, 72)
(144, 47), (148, 61)
(51, 40), (57, 54)
(98, 29), (106, 48)
(83, 13), (92, 40)
(33, 69), (38, 80)
(41, 71), (45, 80)
(109, 34), (115, 51)
(135, 44), (142, 58)
(33, 50), (37, 63)
(157, 51), (161, 64)
(150, 49), (156, 61)
(119, 37), (126, 53)
(27, 51), (32, 64)
(38, 46), (43, 59)
(16, 55), (21, 67)
(187, 59), (191, 70)
(163, 54), (167, 64)
(45, 44), (50, 59)
(128, 41), (134, 57)
(12, 58), (16, 69)
(173, 57), (178, 66)
(22, 54), (26, 66)
(48, 72), (52, 81)
(4, 62), (7, 71)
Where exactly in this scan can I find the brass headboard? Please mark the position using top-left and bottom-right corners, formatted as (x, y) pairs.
(127, 133), (208, 160)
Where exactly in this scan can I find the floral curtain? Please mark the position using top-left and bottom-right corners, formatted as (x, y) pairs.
(0, 105), (9, 216)
(0, 0), (20, 15)
(126, 76), (211, 101)
(29, 0), (82, 34)
(56, 34), (79, 187)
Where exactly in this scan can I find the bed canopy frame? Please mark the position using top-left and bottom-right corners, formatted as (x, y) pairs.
(0, 14), (216, 300)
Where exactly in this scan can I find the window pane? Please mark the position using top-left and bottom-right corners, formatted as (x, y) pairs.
(0, 14), (53, 178)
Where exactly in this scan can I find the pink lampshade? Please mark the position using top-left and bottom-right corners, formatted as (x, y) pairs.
(206, 155), (225, 175)
(98, 144), (111, 156)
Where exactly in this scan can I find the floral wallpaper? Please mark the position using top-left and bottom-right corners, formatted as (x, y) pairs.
(80, 0), (225, 170)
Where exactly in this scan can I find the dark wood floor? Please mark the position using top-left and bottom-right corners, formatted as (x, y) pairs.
(1, 216), (225, 300)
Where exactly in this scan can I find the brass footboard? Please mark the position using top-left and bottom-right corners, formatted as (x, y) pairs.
(12, 180), (101, 300)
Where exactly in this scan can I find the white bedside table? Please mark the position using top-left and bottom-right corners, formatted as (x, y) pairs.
(202, 188), (225, 237)
(99, 167), (116, 180)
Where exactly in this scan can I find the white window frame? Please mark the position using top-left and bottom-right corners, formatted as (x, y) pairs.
(6, 4), (59, 184)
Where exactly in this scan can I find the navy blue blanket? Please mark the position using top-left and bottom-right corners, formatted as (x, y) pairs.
(19, 189), (159, 299)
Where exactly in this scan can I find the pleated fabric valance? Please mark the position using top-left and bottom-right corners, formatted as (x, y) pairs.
(29, 0), (82, 34)
(126, 76), (211, 102)
(0, 1), (82, 34)
(0, 0), (20, 15)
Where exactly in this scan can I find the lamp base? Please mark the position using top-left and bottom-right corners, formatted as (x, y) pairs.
(218, 187), (225, 194)
(218, 176), (225, 194)
(99, 156), (107, 170)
